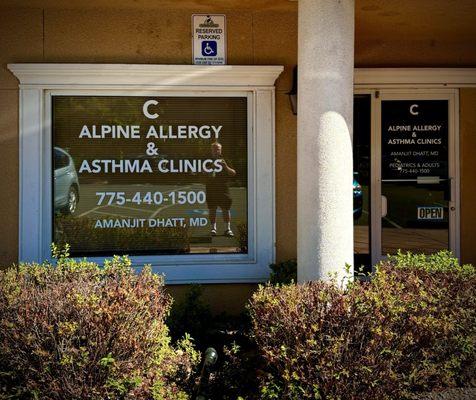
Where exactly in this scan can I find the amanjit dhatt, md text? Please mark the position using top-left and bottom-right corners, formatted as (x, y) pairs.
(94, 217), (208, 229)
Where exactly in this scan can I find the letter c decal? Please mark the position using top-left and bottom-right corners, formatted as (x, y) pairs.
(143, 99), (159, 119)
(410, 104), (419, 115)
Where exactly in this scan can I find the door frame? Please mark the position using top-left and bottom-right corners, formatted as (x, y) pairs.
(354, 88), (460, 265)
(353, 67), (476, 266)
(373, 89), (459, 264)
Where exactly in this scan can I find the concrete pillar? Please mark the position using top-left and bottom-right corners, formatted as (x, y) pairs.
(297, 0), (354, 284)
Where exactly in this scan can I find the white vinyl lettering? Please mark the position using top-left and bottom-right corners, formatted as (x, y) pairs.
(410, 104), (419, 115)
(143, 99), (159, 119)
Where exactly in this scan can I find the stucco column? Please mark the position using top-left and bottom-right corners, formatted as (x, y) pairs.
(297, 0), (354, 284)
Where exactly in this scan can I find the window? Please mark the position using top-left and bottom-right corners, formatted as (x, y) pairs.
(52, 95), (249, 257)
(11, 64), (282, 283)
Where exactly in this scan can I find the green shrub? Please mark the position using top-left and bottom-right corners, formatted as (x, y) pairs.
(0, 246), (200, 400)
(166, 285), (261, 399)
(167, 285), (213, 346)
(205, 342), (261, 400)
(269, 259), (297, 285)
(249, 251), (476, 399)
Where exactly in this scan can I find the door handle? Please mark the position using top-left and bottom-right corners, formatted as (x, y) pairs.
(381, 195), (388, 218)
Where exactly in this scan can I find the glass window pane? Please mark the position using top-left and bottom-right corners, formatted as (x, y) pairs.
(382, 182), (449, 254)
(353, 95), (371, 270)
(52, 95), (249, 257)
(380, 99), (449, 255)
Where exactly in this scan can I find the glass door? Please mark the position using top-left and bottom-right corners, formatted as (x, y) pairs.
(354, 94), (371, 271)
(373, 91), (458, 260)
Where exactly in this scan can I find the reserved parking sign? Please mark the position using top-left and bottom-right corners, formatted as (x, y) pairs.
(192, 14), (226, 65)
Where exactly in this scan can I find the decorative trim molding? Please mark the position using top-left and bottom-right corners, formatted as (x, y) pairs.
(8, 65), (476, 88)
(355, 68), (476, 87)
(8, 64), (284, 87)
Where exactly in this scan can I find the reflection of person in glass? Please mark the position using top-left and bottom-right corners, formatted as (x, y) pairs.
(206, 141), (236, 237)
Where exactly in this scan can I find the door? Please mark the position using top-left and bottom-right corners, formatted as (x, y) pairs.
(354, 94), (372, 270)
(372, 91), (459, 263)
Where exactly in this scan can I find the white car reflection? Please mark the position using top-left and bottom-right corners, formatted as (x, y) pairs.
(54, 147), (80, 215)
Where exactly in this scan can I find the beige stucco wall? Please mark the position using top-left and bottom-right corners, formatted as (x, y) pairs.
(460, 89), (476, 266)
(1, 4), (476, 313)
(0, 7), (300, 271)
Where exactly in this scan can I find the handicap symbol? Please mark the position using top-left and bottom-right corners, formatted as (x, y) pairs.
(202, 41), (217, 56)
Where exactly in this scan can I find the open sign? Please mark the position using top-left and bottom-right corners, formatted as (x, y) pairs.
(417, 207), (444, 220)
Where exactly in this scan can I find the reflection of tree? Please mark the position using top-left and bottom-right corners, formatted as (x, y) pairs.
(55, 215), (190, 256)
(236, 223), (248, 253)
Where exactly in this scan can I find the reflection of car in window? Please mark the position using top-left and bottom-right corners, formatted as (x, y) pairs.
(54, 147), (80, 215)
(353, 173), (363, 220)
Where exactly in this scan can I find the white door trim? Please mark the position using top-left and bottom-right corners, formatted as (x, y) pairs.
(373, 89), (460, 263)
(355, 68), (476, 88)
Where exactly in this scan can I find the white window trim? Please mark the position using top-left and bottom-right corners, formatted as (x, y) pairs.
(8, 64), (284, 284)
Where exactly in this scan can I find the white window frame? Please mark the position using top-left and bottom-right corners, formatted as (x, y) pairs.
(9, 64), (284, 284)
